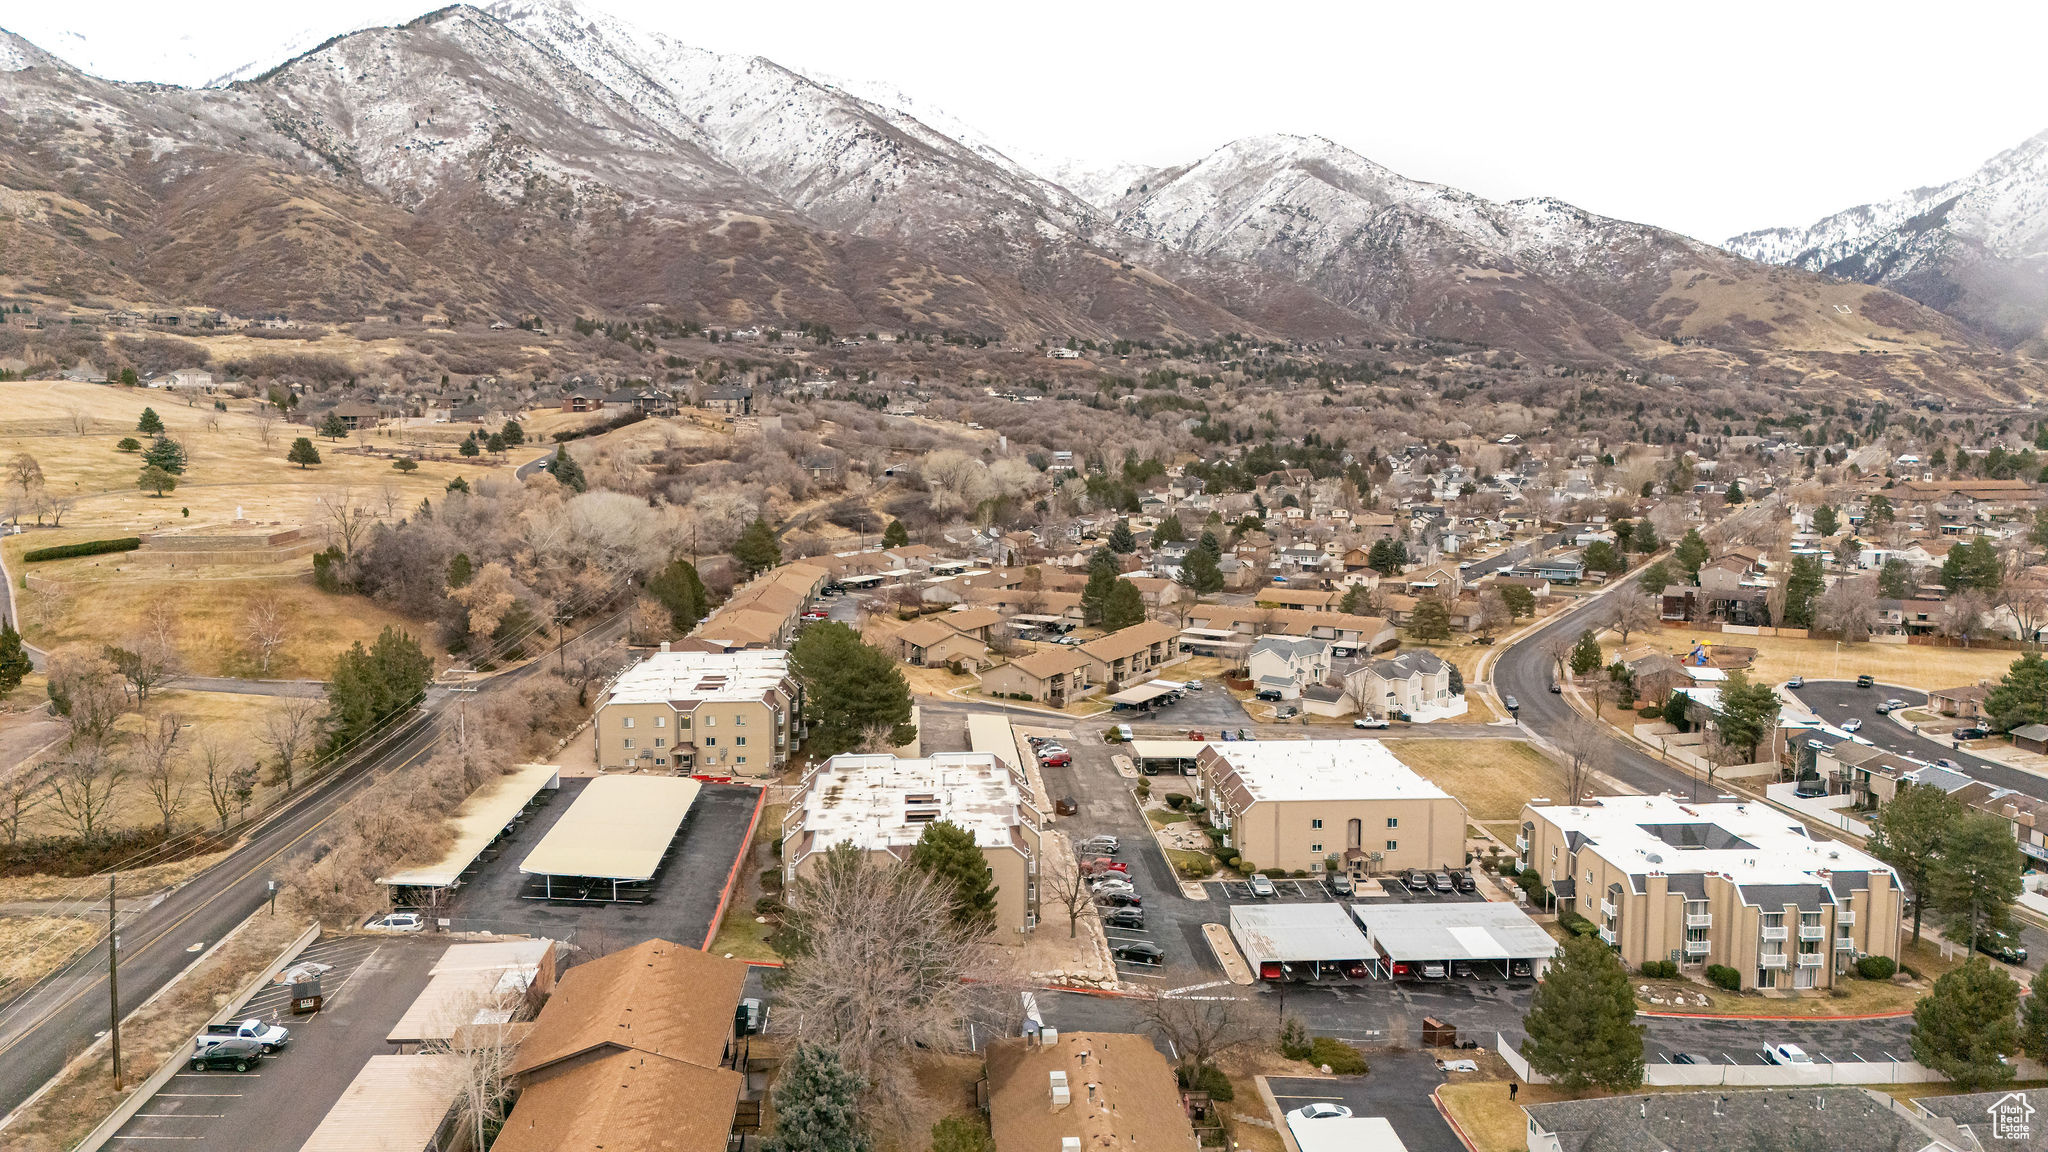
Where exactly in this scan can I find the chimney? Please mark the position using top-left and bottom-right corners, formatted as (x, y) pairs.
(1062, 1140), (1081, 1152)
(660, 641), (671, 652)
(1049, 1070), (1070, 1110)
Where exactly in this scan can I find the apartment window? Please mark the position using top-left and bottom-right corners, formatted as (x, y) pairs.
(654, 737), (665, 748)
(1386, 840), (1398, 851)
(704, 715), (717, 727)
(736, 756), (746, 765)
(678, 716), (691, 730)
(622, 717), (635, 729)
(735, 714), (748, 726)
(1311, 844), (1323, 853)
(655, 716), (666, 728)
(1311, 819), (1323, 830)
(623, 738), (635, 749)
(1386, 817), (1399, 829)
(654, 757), (666, 766)
(735, 736), (747, 746)
(703, 737), (717, 747)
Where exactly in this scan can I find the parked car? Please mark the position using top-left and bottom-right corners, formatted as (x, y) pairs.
(1186, 680), (1206, 691)
(198, 1018), (290, 1054)
(1248, 874), (1277, 898)
(1287, 1103), (1354, 1121)
(1112, 941), (1164, 966)
(1039, 752), (1072, 767)
(1035, 744), (1069, 757)
(1186, 730), (1205, 740)
(1237, 728), (1253, 740)
(1841, 718), (1863, 733)
(799, 610), (828, 622)
(1786, 676), (1804, 689)
(1504, 696), (1520, 713)
(1669, 1053), (1709, 1065)
(1510, 959), (1534, 977)
(1954, 727), (1991, 741)
(365, 911), (423, 932)
(1405, 870), (1433, 893)
(1431, 872), (1454, 894)
(188, 1036), (265, 1073)
(735, 998), (768, 1038)
(1342, 960), (1369, 979)
(1094, 890), (1142, 908)
(1090, 877), (1135, 894)
(1879, 699), (1906, 714)
(1255, 690), (1284, 702)
(1082, 858), (1128, 875)
(1328, 874), (1355, 897)
(1765, 1043), (1812, 1065)
(1979, 930), (2029, 965)
(1076, 836), (1120, 855)
(1548, 681), (1561, 694)
(1452, 870), (1476, 894)
(1102, 907), (1145, 930)
(1419, 962), (1447, 979)
(1451, 960), (1474, 978)
(1856, 674), (1875, 688)
(1353, 715), (1390, 729)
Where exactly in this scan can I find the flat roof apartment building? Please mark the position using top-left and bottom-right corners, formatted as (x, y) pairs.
(1194, 740), (1466, 876)
(1518, 795), (1901, 991)
(592, 646), (800, 777)
(782, 751), (1043, 942)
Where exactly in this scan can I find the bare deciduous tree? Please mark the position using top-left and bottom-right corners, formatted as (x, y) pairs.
(48, 649), (127, 752)
(2003, 585), (2048, 646)
(47, 750), (125, 840)
(424, 1003), (522, 1151)
(137, 712), (189, 835)
(252, 404), (279, 448)
(241, 592), (290, 675)
(1557, 712), (1614, 804)
(1037, 845), (1099, 939)
(1475, 588), (1511, 640)
(1938, 589), (1991, 646)
(66, 406), (91, 435)
(317, 486), (378, 563)
(1136, 993), (1263, 1081)
(261, 696), (323, 794)
(1816, 576), (1880, 642)
(1607, 591), (1660, 647)
(0, 776), (43, 843)
(197, 738), (253, 833)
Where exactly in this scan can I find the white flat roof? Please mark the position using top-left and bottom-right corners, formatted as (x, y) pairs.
(1531, 795), (1895, 889)
(792, 752), (1030, 853)
(965, 713), (1018, 765)
(1349, 903), (1558, 963)
(1205, 740), (1451, 804)
(519, 776), (701, 881)
(387, 940), (554, 1044)
(603, 648), (788, 707)
(1130, 740), (1207, 760)
(380, 763), (560, 888)
(297, 1054), (462, 1152)
(1288, 1116), (1406, 1152)
(1228, 903), (1369, 964)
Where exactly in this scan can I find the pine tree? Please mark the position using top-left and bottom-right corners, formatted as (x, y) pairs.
(392, 457), (418, 473)
(881, 519), (909, 548)
(1081, 550), (1119, 625)
(1103, 579), (1146, 629)
(733, 517), (782, 576)
(1409, 597), (1452, 643)
(1867, 782), (1965, 944)
(1933, 812), (2023, 954)
(1339, 584), (1374, 615)
(1782, 555), (1825, 627)
(648, 558), (710, 632)
(1912, 959), (2021, 1090)
(1724, 478), (1745, 504)
(764, 1043), (869, 1152)
(458, 437), (480, 458)
(136, 407), (163, 434)
(1711, 671), (1781, 761)
(1629, 521), (1660, 554)
(137, 464), (178, 497)
(142, 434), (187, 475)
(1519, 933), (1644, 1092)
(447, 553), (473, 590)
(2021, 966), (2048, 1061)
(286, 437), (321, 469)
(485, 431), (507, 454)
(445, 477), (469, 494)
(499, 419), (525, 446)
(1177, 546), (1225, 596)
(908, 819), (999, 930)
(1569, 628), (1603, 675)
(1107, 519), (1137, 554)
(1812, 504), (1840, 536)
(789, 622), (915, 755)
(318, 411), (350, 440)
(1673, 529), (1709, 580)
(1152, 513), (1185, 546)
(1366, 537), (1408, 575)
(545, 444), (587, 492)
(1196, 530), (1223, 562)
(1986, 652), (2048, 732)
(0, 621), (32, 697)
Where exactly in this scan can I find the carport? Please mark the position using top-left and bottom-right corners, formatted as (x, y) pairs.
(1130, 739), (1206, 776)
(518, 775), (701, 902)
(378, 761), (559, 899)
(1229, 903), (1370, 981)
(1107, 681), (1179, 711)
(298, 1054), (464, 1152)
(1348, 901), (1557, 980)
(1177, 627), (1247, 661)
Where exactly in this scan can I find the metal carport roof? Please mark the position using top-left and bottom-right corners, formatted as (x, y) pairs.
(1228, 903), (1369, 965)
(1349, 902), (1558, 962)
(519, 775), (700, 882)
(379, 762), (560, 888)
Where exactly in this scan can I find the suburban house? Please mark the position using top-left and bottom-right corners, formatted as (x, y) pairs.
(1077, 620), (1184, 692)
(603, 385), (678, 414)
(701, 385), (754, 415)
(1194, 740), (1467, 878)
(591, 647), (801, 777)
(328, 400), (382, 431)
(1517, 551), (1587, 584)
(980, 647), (1094, 707)
(782, 752), (1042, 941)
(985, 1032), (1200, 1152)
(560, 385), (607, 412)
(892, 615), (993, 670)
(1245, 635), (1332, 701)
(1660, 583), (1771, 625)
(1927, 683), (1990, 719)
(1341, 650), (1462, 722)
(1518, 795), (1901, 991)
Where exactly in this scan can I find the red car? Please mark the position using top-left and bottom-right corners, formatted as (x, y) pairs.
(800, 611), (829, 621)
(1187, 730), (1204, 740)
(1040, 752), (1071, 767)
(1082, 858), (1128, 875)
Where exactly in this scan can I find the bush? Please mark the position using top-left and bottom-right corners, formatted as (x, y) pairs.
(1637, 704), (1662, 720)
(752, 896), (784, 918)
(1516, 871), (1546, 901)
(1640, 960), (1678, 979)
(23, 537), (142, 562)
(1203, 827), (1227, 846)
(1279, 1016), (1311, 1061)
(1290, 869), (1309, 878)
(1165, 793), (1188, 810)
(1308, 1036), (1368, 1075)
(552, 408), (646, 442)
(1497, 860), (1519, 877)
(758, 868), (784, 894)
(1176, 1063), (1232, 1102)
(1103, 727), (1124, 743)
(1561, 912), (1601, 938)
(116, 437), (141, 452)
(1705, 964), (1742, 992)
(1901, 965), (1922, 980)
(1236, 861), (1258, 876)
(1857, 955), (1898, 980)
(0, 827), (227, 878)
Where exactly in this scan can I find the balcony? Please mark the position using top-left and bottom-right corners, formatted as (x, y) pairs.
(1686, 913), (1712, 928)
(1797, 953), (1825, 968)
(1761, 925), (1789, 941)
(1515, 836), (1529, 851)
(1598, 926), (1617, 946)
(1685, 939), (1711, 956)
(1836, 909), (1855, 926)
(1599, 900), (1618, 919)
(1760, 953), (1788, 969)
(1799, 925), (1826, 941)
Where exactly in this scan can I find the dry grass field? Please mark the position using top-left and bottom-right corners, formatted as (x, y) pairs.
(1606, 630), (2024, 692)
(1384, 738), (1567, 821)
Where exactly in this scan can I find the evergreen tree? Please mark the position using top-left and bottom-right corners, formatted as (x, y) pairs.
(1520, 934), (1645, 1092)
(733, 517), (782, 576)
(1569, 628), (1603, 676)
(392, 457), (418, 473)
(1196, 530), (1223, 562)
(1912, 960), (2021, 1091)
(908, 819), (999, 930)
(1499, 584), (1536, 620)
(499, 419), (525, 446)
(1933, 811), (2023, 954)
(764, 1043), (870, 1152)
(322, 626), (433, 754)
(1812, 504), (1841, 536)
(1634, 559), (1673, 594)
(1107, 518), (1137, 554)
(1867, 782), (1965, 944)
(142, 434), (187, 475)
(318, 411), (350, 440)
(1176, 546), (1225, 596)
(789, 622), (915, 754)
(1582, 540), (1624, 576)
(1629, 521), (1660, 554)
(0, 621), (32, 697)
(544, 445), (586, 492)
(458, 437), (480, 458)
(286, 437), (321, 469)
(1712, 670), (1781, 762)
(136, 464), (177, 497)
(1942, 536), (2003, 594)
(1868, 494), (1895, 524)
(881, 519), (910, 548)
(1366, 537), (1408, 575)
(136, 407), (163, 434)
(445, 477), (469, 494)
(2020, 966), (2048, 1061)
(1152, 513), (1186, 546)
(1986, 652), (2048, 732)
(485, 431), (507, 454)
(1878, 557), (1914, 598)
(446, 553), (473, 590)
(1782, 555), (1825, 627)
(116, 437), (141, 453)
(1339, 584), (1374, 615)
(1724, 478), (1745, 504)
(1409, 597), (1452, 644)
(1081, 552), (1120, 626)
(1673, 529), (1710, 580)
(1103, 579), (1146, 630)
(647, 557), (710, 632)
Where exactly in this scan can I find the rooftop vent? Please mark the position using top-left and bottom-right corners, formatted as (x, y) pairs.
(1050, 1070), (1070, 1109)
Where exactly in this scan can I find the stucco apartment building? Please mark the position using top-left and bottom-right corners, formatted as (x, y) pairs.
(781, 751), (1043, 942)
(1194, 740), (1467, 877)
(592, 646), (801, 777)
(981, 647), (1095, 706)
(1077, 619), (1184, 691)
(691, 562), (828, 649)
(1518, 795), (1901, 991)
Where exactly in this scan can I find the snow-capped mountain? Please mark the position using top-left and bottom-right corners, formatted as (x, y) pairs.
(1726, 129), (2048, 347)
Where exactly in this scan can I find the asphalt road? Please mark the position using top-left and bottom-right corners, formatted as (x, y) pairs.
(1271, 1060), (1462, 1152)
(1792, 681), (2048, 800)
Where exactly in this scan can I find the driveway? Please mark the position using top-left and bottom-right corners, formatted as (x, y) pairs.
(1270, 1057), (1462, 1152)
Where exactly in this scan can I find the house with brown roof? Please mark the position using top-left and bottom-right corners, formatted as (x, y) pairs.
(1185, 607), (1398, 654)
(1928, 683), (1990, 719)
(496, 939), (750, 1152)
(1254, 586), (1343, 612)
(1078, 620), (1185, 691)
(893, 615), (994, 670)
(985, 1032), (1199, 1152)
(981, 647), (1095, 706)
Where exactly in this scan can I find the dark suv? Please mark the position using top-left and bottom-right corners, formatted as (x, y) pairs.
(188, 1036), (265, 1073)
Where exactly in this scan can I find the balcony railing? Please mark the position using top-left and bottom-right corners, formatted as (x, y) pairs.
(1799, 925), (1826, 940)
(1598, 926), (1616, 946)
(1515, 836), (1529, 851)
(1836, 909), (1855, 926)
(1760, 953), (1788, 968)
(1797, 953), (1825, 967)
(1599, 900), (1617, 919)
(1685, 939), (1711, 956)
(1761, 925), (1789, 941)
(1686, 913), (1712, 928)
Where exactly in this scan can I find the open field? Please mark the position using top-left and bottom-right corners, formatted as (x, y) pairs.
(0, 848), (232, 904)
(1383, 739), (1567, 821)
(1606, 629), (2024, 693)
(0, 913), (101, 993)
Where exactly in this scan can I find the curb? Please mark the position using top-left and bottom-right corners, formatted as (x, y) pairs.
(1432, 1085), (1483, 1152)
(1636, 1008), (1913, 1021)
(701, 784), (767, 953)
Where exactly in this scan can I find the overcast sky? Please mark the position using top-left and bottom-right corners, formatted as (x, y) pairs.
(8, 0), (2045, 242)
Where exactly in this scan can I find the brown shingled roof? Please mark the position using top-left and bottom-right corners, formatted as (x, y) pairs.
(509, 938), (747, 1081)
(493, 1049), (743, 1152)
(986, 1032), (1198, 1152)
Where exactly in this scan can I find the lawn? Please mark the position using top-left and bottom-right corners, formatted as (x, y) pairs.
(1632, 974), (1924, 1017)
(0, 913), (101, 996)
(707, 801), (784, 962)
(1147, 808), (1190, 828)
(1383, 739), (1568, 820)
(1603, 630), (2025, 693)
(1438, 1080), (1618, 1152)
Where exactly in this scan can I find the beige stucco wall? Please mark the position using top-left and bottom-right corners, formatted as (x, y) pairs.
(1220, 793), (1467, 874)
(593, 697), (790, 777)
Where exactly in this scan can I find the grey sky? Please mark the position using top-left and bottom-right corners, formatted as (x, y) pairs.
(8, 0), (2044, 242)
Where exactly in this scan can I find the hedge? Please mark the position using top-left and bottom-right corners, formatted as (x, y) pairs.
(1856, 955), (1898, 980)
(1308, 1036), (1368, 1075)
(1705, 964), (1742, 991)
(1640, 960), (1678, 979)
(23, 537), (141, 562)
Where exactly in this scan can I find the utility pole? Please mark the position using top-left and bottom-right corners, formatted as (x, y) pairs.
(107, 873), (122, 1090)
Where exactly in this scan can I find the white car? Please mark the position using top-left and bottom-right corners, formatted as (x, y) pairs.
(1765, 1043), (1812, 1065)
(366, 911), (424, 932)
(1286, 1102), (1353, 1121)
(1353, 716), (1389, 729)
(1841, 719), (1863, 733)
(1186, 680), (1206, 691)
(1090, 877), (1135, 894)
(1247, 873), (1277, 897)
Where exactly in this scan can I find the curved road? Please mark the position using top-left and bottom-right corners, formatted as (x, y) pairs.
(1792, 681), (2048, 800)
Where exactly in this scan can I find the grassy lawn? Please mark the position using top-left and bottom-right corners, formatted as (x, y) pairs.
(707, 801), (784, 962)
(1383, 739), (1567, 820)
(1147, 808), (1190, 828)
(1602, 631), (2024, 693)
(0, 914), (101, 997)
(1166, 848), (1216, 877)
(707, 911), (781, 963)
(1633, 974), (1923, 1017)
(1439, 1080), (1640, 1152)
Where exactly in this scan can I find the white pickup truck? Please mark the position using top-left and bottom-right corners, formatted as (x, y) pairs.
(196, 1018), (290, 1054)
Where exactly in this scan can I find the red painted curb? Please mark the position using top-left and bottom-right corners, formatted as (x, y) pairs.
(700, 783), (768, 952)
(1636, 1008), (1912, 1021)
(1432, 1086), (1483, 1152)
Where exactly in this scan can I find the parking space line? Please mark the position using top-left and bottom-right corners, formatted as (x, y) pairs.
(136, 1113), (222, 1118)
(157, 1094), (240, 1098)
(111, 1137), (204, 1141)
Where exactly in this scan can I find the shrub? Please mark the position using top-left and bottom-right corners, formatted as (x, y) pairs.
(752, 896), (783, 917)
(1179, 1063), (1232, 1102)
(1103, 727), (1124, 743)
(1637, 704), (1662, 720)
(758, 868), (784, 894)
(1203, 827), (1227, 846)
(1308, 1036), (1368, 1075)
(1640, 960), (1678, 979)
(1857, 955), (1898, 980)
(1236, 860), (1258, 876)
(1165, 793), (1188, 810)
(1279, 1016), (1311, 1060)
(1290, 869), (1309, 878)
(23, 537), (142, 562)
(1705, 964), (1742, 992)
(116, 437), (141, 452)
(1561, 913), (1601, 938)
(1497, 860), (1519, 877)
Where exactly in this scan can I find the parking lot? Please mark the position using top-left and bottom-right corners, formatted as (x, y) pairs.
(1114, 683), (1252, 731)
(440, 778), (760, 954)
(1269, 1056), (1464, 1152)
(109, 933), (443, 1150)
(1643, 1011), (1914, 1067)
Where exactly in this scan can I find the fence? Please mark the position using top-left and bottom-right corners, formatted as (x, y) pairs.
(1495, 1033), (1956, 1088)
